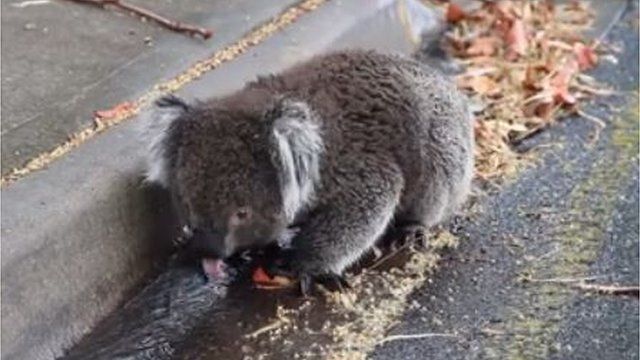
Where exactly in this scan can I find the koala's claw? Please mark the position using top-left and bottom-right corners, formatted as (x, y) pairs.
(299, 272), (351, 297)
(316, 273), (351, 292)
(383, 223), (429, 250)
(264, 266), (351, 297)
(403, 224), (429, 248)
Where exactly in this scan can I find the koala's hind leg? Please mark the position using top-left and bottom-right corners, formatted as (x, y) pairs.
(381, 187), (450, 250)
(276, 167), (403, 295)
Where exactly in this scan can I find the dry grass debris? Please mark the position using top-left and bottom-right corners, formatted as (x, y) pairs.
(322, 230), (458, 359)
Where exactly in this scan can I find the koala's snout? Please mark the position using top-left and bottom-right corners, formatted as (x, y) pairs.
(189, 227), (232, 259)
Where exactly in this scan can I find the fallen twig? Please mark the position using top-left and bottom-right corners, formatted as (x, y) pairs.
(573, 283), (640, 298)
(65, 0), (213, 39)
(573, 83), (620, 96)
(480, 327), (507, 336)
(510, 124), (549, 147)
(369, 242), (412, 270)
(244, 319), (288, 339)
(576, 109), (606, 129)
(525, 276), (640, 298)
(525, 275), (604, 284)
(378, 332), (459, 345)
(576, 109), (606, 145)
(532, 245), (560, 261)
(479, 327), (547, 337)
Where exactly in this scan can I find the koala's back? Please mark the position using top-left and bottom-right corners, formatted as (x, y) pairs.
(250, 50), (473, 224)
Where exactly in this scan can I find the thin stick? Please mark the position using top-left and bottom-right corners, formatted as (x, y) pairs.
(510, 124), (548, 146)
(378, 332), (459, 345)
(573, 83), (619, 97)
(526, 275), (603, 284)
(590, 3), (626, 51)
(244, 319), (287, 339)
(65, 0), (213, 39)
(576, 109), (606, 145)
(576, 109), (606, 128)
(480, 327), (507, 336)
(573, 283), (640, 298)
(369, 242), (412, 270)
(533, 245), (559, 261)
(527, 276), (640, 298)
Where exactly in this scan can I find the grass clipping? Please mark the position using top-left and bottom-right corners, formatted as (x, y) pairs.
(445, 0), (610, 180)
(323, 231), (458, 360)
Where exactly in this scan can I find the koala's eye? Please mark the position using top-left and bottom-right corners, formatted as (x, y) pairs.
(234, 207), (251, 222)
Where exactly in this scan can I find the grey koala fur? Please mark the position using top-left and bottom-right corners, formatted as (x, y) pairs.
(141, 49), (474, 283)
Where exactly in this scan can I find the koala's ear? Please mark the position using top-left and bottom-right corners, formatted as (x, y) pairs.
(270, 100), (324, 221)
(140, 95), (189, 187)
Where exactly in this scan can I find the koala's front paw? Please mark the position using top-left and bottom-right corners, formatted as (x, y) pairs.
(262, 248), (297, 279)
(263, 249), (350, 297)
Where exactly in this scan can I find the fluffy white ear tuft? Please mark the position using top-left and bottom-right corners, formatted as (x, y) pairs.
(271, 100), (324, 221)
(139, 95), (188, 187)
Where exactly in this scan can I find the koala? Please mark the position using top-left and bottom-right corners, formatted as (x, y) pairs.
(141, 49), (474, 294)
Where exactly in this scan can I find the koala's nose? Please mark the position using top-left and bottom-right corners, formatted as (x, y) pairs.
(190, 228), (229, 259)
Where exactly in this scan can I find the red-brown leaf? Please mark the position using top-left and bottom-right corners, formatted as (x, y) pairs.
(494, 0), (516, 21)
(446, 3), (466, 23)
(466, 36), (500, 57)
(252, 267), (293, 289)
(506, 19), (528, 59)
(94, 101), (135, 120)
(550, 58), (579, 104)
(458, 75), (501, 96)
(573, 42), (598, 70)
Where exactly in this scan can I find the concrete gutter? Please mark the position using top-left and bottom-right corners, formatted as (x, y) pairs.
(0, 1), (443, 359)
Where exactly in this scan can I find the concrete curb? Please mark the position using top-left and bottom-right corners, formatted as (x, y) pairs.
(1, 0), (302, 175)
(1, 1), (443, 359)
